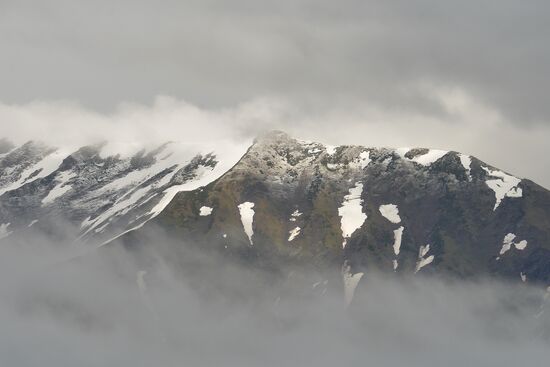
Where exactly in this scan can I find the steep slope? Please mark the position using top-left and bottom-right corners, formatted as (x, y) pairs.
(2, 131), (549, 306)
(117, 131), (550, 304)
(0, 139), (250, 245)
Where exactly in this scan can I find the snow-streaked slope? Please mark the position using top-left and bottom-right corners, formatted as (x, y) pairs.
(0, 138), (251, 246)
(0, 143), (77, 197)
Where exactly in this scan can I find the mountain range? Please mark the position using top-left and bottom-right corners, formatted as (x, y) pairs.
(1, 131), (549, 306)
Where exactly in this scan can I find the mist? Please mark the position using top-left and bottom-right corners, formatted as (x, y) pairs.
(1, 96), (550, 189)
(1, 225), (549, 367)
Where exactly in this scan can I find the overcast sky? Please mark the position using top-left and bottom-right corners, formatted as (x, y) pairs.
(1, 0), (549, 187)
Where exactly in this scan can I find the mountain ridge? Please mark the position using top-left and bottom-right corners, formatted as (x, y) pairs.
(101, 131), (550, 307)
(1, 131), (549, 305)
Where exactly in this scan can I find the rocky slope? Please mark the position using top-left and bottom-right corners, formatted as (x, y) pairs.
(116, 131), (550, 305)
(2, 131), (550, 306)
(0, 138), (249, 245)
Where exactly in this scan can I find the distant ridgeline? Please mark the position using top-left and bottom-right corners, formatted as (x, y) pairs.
(1, 131), (550, 306)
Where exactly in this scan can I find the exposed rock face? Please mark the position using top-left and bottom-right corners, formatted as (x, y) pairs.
(0, 139), (248, 244)
(2, 131), (550, 305)
(128, 131), (550, 303)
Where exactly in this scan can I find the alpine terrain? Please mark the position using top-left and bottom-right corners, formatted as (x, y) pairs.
(1, 131), (550, 307)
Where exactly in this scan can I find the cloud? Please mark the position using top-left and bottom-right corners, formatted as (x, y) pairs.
(1, 0), (549, 124)
(1, 90), (550, 189)
(0, 225), (549, 367)
(1, 1), (548, 186)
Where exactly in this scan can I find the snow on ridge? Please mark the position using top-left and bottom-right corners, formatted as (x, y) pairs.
(148, 141), (251, 218)
(338, 182), (367, 248)
(288, 227), (301, 242)
(0, 147), (75, 197)
(482, 167), (522, 210)
(395, 148), (448, 166)
(199, 206), (213, 216)
(238, 202), (255, 245)
(342, 261), (364, 306)
(412, 150), (448, 166)
(0, 223), (12, 240)
(395, 147), (411, 158)
(325, 145), (338, 155)
(91, 140), (250, 245)
(379, 204), (401, 224)
(349, 151), (371, 170)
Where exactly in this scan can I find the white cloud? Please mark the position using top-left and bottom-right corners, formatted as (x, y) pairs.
(1, 85), (549, 188)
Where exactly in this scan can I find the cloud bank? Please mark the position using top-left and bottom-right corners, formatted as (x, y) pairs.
(1, 94), (549, 189)
(0, 226), (549, 367)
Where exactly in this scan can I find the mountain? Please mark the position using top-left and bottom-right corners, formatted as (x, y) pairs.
(1, 131), (550, 305)
(0, 138), (249, 245)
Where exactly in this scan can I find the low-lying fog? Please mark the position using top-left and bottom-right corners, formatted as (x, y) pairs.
(1, 227), (549, 367)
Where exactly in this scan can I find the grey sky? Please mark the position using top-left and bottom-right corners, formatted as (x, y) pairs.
(2, 0), (549, 118)
(0, 0), (549, 187)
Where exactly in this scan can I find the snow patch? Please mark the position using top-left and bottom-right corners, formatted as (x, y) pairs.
(391, 226), (404, 270)
(41, 171), (76, 206)
(288, 227), (301, 242)
(199, 206), (213, 216)
(396, 148), (448, 166)
(393, 226), (404, 256)
(0, 223), (12, 239)
(520, 273), (527, 282)
(412, 150), (448, 166)
(325, 145), (337, 155)
(307, 147), (323, 155)
(415, 245), (434, 273)
(27, 220), (38, 227)
(342, 261), (364, 306)
(459, 154), (472, 180)
(498, 233), (527, 257)
(379, 204), (401, 224)
(338, 182), (367, 248)
(238, 202), (255, 245)
(395, 147), (411, 158)
(289, 209), (302, 222)
(482, 167), (522, 210)
(326, 163), (343, 170)
(350, 151), (371, 170)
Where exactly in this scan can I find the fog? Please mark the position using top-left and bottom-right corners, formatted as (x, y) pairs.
(1, 226), (549, 367)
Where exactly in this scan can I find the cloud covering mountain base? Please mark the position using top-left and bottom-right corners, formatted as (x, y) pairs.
(1, 228), (549, 367)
